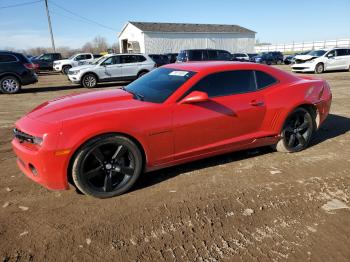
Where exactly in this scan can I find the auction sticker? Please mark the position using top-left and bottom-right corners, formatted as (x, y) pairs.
(169, 71), (189, 76)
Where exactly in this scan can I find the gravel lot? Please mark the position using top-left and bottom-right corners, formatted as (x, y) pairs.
(0, 66), (349, 261)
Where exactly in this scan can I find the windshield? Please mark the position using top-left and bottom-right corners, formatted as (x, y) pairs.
(308, 50), (327, 57)
(93, 55), (108, 65)
(124, 68), (196, 103)
(68, 54), (76, 60)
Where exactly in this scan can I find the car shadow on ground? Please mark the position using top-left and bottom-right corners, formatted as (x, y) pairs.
(133, 113), (350, 192)
(310, 113), (350, 146)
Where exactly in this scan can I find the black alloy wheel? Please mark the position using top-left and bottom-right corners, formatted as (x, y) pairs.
(72, 135), (142, 198)
(274, 108), (315, 152)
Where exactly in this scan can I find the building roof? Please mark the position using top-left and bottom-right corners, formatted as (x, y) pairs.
(128, 21), (255, 34)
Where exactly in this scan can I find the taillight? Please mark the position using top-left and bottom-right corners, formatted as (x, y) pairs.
(24, 63), (36, 70)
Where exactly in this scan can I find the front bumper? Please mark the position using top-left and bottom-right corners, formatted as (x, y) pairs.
(67, 74), (82, 84)
(53, 65), (62, 72)
(12, 117), (69, 190)
(291, 63), (315, 72)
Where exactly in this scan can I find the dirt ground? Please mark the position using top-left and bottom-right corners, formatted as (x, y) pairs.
(0, 66), (349, 261)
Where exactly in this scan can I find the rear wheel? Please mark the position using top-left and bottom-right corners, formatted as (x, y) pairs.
(82, 74), (98, 88)
(72, 135), (143, 198)
(0, 76), (21, 94)
(315, 63), (324, 74)
(274, 108), (314, 153)
(62, 65), (71, 75)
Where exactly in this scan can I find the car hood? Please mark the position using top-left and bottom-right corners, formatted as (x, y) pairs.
(25, 89), (149, 124)
(293, 55), (318, 61)
(71, 64), (96, 71)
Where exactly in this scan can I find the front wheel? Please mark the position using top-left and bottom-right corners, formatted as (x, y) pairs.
(72, 135), (143, 198)
(82, 74), (98, 88)
(0, 76), (21, 94)
(315, 63), (324, 74)
(273, 108), (315, 153)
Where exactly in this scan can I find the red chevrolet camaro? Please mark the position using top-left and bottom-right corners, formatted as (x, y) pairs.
(12, 62), (332, 198)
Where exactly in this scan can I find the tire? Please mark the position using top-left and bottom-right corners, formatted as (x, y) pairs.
(82, 73), (98, 88)
(137, 71), (148, 78)
(0, 76), (21, 94)
(315, 63), (324, 74)
(62, 65), (72, 75)
(72, 134), (143, 198)
(273, 108), (315, 153)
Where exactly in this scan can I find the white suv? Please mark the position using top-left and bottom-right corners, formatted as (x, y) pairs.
(67, 54), (155, 88)
(53, 53), (101, 74)
(291, 48), (350, 74)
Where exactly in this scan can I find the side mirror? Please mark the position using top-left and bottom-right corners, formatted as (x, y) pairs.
(179, 91), (209, 104)
(327, 53), (334, 58)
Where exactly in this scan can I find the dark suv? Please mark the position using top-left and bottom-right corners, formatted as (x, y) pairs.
(31, 53), (62, 71)
(0, 51), (38, 94)
(149, 54), (170, 67)
(177, 49), (232, 62)
(254, 51), (284, 65)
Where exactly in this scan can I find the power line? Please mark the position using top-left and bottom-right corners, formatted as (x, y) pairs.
(49, 0), (115, 31)
(50, 10), (113, 30)
(0, 0), (43, 9)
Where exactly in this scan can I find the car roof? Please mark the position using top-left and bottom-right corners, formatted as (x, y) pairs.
(162, 61), (262, 72)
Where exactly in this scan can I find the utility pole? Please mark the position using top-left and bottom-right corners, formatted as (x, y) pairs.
(44, 0), (55, 51)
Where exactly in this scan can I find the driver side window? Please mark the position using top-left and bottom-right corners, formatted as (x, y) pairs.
(75, 55), (85, 61)
(326, 50), (336, 58)
(186, 70), (256, 98)
(101, 56), (118, 66)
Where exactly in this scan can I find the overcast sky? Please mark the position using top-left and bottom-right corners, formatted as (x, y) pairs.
(0, 0), (349, 49)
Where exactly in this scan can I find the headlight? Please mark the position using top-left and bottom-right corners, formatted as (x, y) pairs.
(304, 59), (316, 64)
(70, 70), (80, 75)
(13, 128), (43, 145)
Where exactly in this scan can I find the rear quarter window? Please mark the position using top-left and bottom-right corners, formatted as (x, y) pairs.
(255, 71), (278, 89)
(0, 54), (18, 63)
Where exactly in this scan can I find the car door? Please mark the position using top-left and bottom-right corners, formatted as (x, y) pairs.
(324, 50), (338, 70)
(72, 54), (84, 67)
(120, 55), (139, 78)
(173, 70), (266, 160)
(98, 56), (122, 80)
(333, 49), (350, 70)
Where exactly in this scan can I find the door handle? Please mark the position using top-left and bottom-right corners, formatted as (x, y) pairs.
(250, 100), (264, 106)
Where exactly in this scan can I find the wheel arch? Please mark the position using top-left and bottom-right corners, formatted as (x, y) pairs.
(66, 132), (147, 187)
(0, 73), (22, 84)
(81, 71), (100, 82)
(137, 69), (149, 77)
(278, 103), (319, 133)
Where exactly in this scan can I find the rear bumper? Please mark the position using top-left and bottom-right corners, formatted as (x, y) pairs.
(21, 73), (38, 86)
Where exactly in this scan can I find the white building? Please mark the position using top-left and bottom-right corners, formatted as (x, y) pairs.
(118, 21), (256, 54)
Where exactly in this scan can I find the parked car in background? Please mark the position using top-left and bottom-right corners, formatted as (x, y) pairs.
(31, 53), (62, 71)
(284, 51), (310, 65)
(248, 53), (258, 62)
(149, 54), (170, 67)
(53, 53), (102, 74)
(176, 49), (232, 62)
(67, 54), (155, 88)
(292, 48), (350, 74)
(254, 51), (284, 65)
(0, 51), (38, 94)
(12, 61), (332, 198)
(165, 53), (178, 63)
(231, 53), (250, 62)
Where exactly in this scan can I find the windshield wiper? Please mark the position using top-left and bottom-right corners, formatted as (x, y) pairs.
(121, 87), (145, 101)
